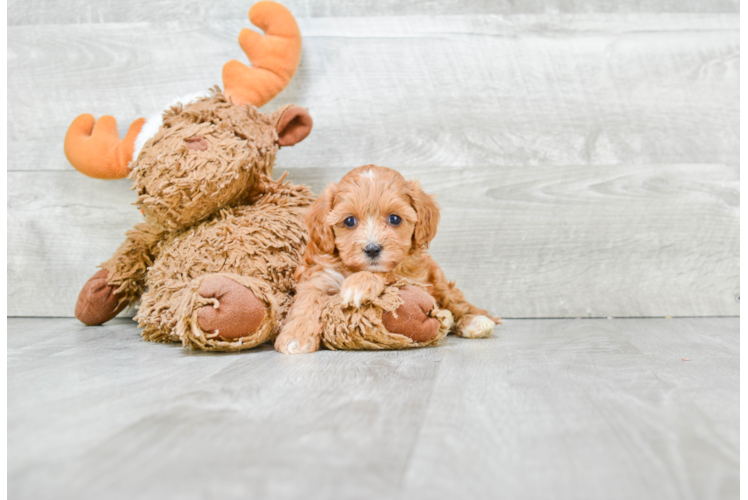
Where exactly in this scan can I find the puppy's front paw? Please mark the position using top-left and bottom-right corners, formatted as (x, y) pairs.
(275, 328), (320, 354)
(456, 315), (496, 339)
(340, 272), (385, 308)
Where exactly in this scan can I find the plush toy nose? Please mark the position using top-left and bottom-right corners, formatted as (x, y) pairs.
(364, 243), (383, 258)
(185, 136), (208, 151)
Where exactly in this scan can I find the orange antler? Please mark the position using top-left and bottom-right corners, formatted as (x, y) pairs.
(223, 1), (302, 107)
(64, 114), (145, 179)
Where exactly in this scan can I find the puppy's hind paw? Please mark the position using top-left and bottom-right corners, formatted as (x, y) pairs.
(456, 315), (496, 339)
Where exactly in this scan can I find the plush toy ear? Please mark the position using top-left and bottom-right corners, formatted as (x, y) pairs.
(276, 106), (313, 147)
(407, 179), (440, 249)
(305, 183), (336, 255)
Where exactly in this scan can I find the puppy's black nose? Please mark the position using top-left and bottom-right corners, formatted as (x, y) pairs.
(364, 243), (383, 258)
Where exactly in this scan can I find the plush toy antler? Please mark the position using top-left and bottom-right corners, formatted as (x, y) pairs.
(64, 0), (302, 180)
(64, 115), (146, 180)
(223, 1), (302, 107)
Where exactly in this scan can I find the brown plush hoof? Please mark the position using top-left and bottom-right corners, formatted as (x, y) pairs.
(75, 269), (127, 326)
(382, 286), (440, 343)
(197, 276), (266, 341)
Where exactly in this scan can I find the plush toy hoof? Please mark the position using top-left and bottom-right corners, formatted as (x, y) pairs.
(196, 276), (266, 341)
(75, 269), (127, 326)
(382, 286), (441, 343)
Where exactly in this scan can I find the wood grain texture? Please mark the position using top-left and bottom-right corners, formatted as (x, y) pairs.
(7, 317), (441, 500)
(399, 317), (738, 500)
(8, 163), (738, 318)
(8, 174), (143, 318)
(6, 13), (739, 318)
(7, 0), (740, 25)
(7, 317), (739, 500)
(8, 15), (739, 171)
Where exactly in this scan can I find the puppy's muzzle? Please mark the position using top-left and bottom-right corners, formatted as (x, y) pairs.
(364, 243), (383, 259)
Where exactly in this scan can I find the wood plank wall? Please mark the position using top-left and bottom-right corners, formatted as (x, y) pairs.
(7, 1), (739, 318)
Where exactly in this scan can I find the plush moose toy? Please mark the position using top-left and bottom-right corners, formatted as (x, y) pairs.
(67, 1), (451, 352)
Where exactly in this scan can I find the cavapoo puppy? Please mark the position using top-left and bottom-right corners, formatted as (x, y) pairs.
(276, 164), (500, 354)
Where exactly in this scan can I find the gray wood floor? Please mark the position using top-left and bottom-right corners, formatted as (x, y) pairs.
(8, 317), (738, 500)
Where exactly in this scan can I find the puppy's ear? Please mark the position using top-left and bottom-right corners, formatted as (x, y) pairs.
(407, 179), (440, 249)
(305, 183), (336, 255)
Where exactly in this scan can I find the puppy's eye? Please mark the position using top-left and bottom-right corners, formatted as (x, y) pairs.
(343, 216), (357, 228)
(388, 214), (402, 226)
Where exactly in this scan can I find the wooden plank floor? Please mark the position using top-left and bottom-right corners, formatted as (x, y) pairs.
(8, 317), (738, 500)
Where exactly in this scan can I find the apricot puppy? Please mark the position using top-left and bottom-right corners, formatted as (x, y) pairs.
(276, 165), (500, 354)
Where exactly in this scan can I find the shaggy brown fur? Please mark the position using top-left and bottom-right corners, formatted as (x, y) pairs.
(135, 175), (314, 350)
(101, 222), (165, 306)
(320, 281), (453, 350)
(131, 91), (286, 231)
(85, 90), (315, 351)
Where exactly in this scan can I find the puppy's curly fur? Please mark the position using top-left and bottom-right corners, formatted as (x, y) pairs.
(275, 165), (500, 354)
